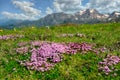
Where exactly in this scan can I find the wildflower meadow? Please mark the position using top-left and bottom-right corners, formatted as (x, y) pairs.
(0, 23), (120, 80)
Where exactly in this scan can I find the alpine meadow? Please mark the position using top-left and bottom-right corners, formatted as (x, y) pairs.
(0, 23), (120, 80)
(1, 0), (120, 80)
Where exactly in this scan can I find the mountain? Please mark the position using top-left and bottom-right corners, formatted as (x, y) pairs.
(75, 9), (103, 19)
(72, 9), (109, 23)
(0, 19), (34, 29)
(31, 9), (109, 26)
(108, 11), (120, 22)
(35, 12), (72, 26)
(109, 11), (120, 18)
(1, 9), (120, 29)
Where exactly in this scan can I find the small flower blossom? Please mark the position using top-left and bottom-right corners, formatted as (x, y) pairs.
(0, 29), (3, 32)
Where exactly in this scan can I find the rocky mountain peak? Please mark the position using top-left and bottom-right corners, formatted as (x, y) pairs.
(1, 9), (120, 29)
(109, 11), (120, 19)
(85, 9), (99, 14)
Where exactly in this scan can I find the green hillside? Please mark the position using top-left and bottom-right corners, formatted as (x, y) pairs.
(0, 23), (120, 80)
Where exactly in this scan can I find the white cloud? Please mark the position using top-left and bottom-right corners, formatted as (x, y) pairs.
(2, 0), (120, 20)
(2, 11), (36, 20)
(46, 7), (53, 14)
(13, 0), (41, 16)
(86, 0), (120, 13)
(53, 0), (120, 13)
(2, 0), (41, 20)
(53, 0), (84, 13)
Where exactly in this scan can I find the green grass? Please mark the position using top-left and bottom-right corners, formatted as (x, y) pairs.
(0, 23), (120, 80)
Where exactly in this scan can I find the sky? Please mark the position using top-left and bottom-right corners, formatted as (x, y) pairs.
(0, 0), (120, 20)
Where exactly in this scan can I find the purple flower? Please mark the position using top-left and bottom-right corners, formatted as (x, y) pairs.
(16, 41), (108, 72)
(98, 55), (120, 75)
(18, 42), (28, 47)
(16, 47), (28, 54)
(0, 34), (24, 40)
(31, 41), (42, 47)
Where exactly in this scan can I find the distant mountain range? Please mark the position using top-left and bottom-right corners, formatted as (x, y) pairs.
(0, 9), (120, 29)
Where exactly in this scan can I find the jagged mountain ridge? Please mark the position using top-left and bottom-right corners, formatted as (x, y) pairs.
(32, 9), (119, 26)
(0, 9), (120, 28)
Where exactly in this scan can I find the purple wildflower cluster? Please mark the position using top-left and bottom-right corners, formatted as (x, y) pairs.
(17, 42), (67, 72)
(0, 34), (24, 40)
(16, 41), (106, 72)
(26, 43), (68, 71)
(66, 42), (92, 54)
(98, 55), (120, 75)
(18, 42), (28, 47)
(66, 42), (105, 54)
(16, 47), (29, 54)
(58, 33), (86, 38)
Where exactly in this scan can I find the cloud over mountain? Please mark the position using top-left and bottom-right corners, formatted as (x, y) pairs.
(53, 0), (120, 13)
(86, 0), (120, 13)
(1, 0), (120, 20)
(53, 0), (84, 13)
(46, 7), (53, 14)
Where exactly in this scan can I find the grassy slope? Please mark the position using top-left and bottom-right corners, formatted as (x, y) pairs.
(0, 23), (120, 80)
